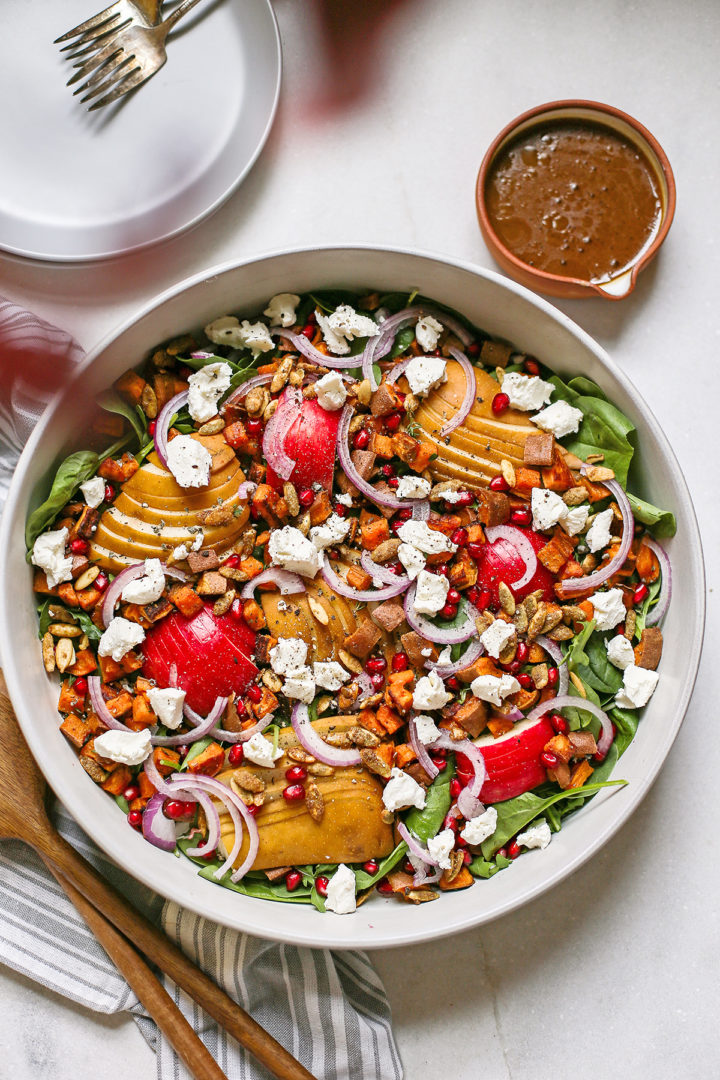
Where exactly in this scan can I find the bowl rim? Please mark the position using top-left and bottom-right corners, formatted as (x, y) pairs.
(0, 244), (705, 949)
(475, 99), (677, 300)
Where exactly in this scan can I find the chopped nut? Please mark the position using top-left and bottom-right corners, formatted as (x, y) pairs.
(42, 632), (55, 673)
(547, 625), (574, 641)
(497, 581), (516, 616)
(47, 603), (76, 622)
(531, 663), (548, 689)
(219, 566), (249, 582)
(371, 539), (402, 564)
(261, 670), (283, 693)
(527, 602), (548, 639)
(581, 554), (597, 573)
(302, 385), (317, 400)
(48, 622), (83, 638)
(74, 565), (99, 591)
(140, 382), (158, 419)
(348, 414), (366, 435)
(586, 465), (615, 482)
(197, 417), (225, 436)
(78, 633), (90, 650)
(296, 511), (311, 537)
(338, 648), (364, 674)
(288, 366), (305, 387)
(475, 610), (494, 635)
(585, 452), (605, 464)
(562, 486), (587, 507)
(500, 459), (516, 488)
(283, 482), (300, 518)
(569, 671), (587, 698)
(55, 638), (76, 673)
(305, 781), (325, 823)
(404, 888), (439, 904)
(307, 762), (335, 777)
(360, 748), (392, 777)
(540, 608), (563, 635)
(624, 609), (637, 639)
(513, 606), (529, 634)
(197, 504), (234, 526)
(263, 399), (278, 423)
(270, 356), (294, 394)
(347, 725), (381, 748)
(316, 695), (334, 715)
(444, 850), (465, 883)
(196, 571), (228, 596)
(561, 604), (588, 625)
(213, 589), (237, 617)
(325, 731), (353, 748)
(231, 769), (266, 794)
(287, 747), (316, 765)
(356, 379), (372, 406)
(245, 385), (270, 417)
(404, 393), (419, 415)
(308, 597), (329, 625)
(337, 682), (360, 711)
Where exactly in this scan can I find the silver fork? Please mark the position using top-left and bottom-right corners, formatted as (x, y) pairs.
(54, 0), (163, 60)
(59, 0), (207, 112)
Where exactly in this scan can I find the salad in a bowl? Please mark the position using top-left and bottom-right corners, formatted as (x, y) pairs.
(27, 288), (674, 914)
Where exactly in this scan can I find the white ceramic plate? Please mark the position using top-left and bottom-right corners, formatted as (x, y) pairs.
(0, 247), (705, 949)
(0, 0), (280, 262)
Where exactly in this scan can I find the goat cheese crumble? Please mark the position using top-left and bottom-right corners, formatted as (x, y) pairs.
(532, 399), (583, 439)
(147, 687), (186, 729)
(121, 558), (165, 605)
(268, 526), (322, 578)
(588, 587), (626, 631)
(316, 305), (379, 355)
(187, 362), (232, 423)
(415, 315), (443, 352)
(263, 293), (300, 327)
(166, 435), (212, 489)
(502, 372), (554, 412)
(94, 728), (152, 766)
(315, 371), (348, 412)
(403, 355), (447, 397)
(98, 617), (145, 662)
(79, 476), (105, 509)
(324, 864), (357, 914)
(243, 733), (284, 768)
(382, 767), (427, 812)
(413, 570), (449, 616)
(32, 527), (73, 588)
(517, 819), (552, 850)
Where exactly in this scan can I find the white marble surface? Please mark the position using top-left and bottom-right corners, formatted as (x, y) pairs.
(1, 0), (718, 1077)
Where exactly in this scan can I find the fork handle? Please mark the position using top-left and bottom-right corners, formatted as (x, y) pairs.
(32, 827), (316, 1080)
(43, 858), (229, 1080)
(162, 0), (208, 32)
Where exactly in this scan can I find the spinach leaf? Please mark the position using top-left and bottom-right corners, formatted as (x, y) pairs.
(225, 363), (262, 396)
(548, 375), (636, 486)
(627, 492), (676, 538)
(572, 632), (624, 696)
(177, 838), (314, 903)
(36, 600), (102, 643)
(353, 842), (408, 890)
(96, 389), (147, 446)
(403, 760), (454, 843)
(180, 737), (214, 770)
(114, 794), (130, 814)
(634, 575), (663, 636)
(564, 617), (597, 670)
(480, 778), (627, 857)
(309, 290), (361, 314)
(388, 326), (415, 359)
(180, 352), (229, 371)
(25, 449), (100, 552)
(608, 708), (638, 757)
(468, 852), (512, 879)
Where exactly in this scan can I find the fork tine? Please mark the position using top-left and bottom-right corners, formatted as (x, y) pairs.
(74, 52), (133, 96)
(59, 18), (130, 58)
(67, 41), (124, 86)
(88, 65), (154, 112)
(53, 3), (121, 43)
(80, 59), (141, 106)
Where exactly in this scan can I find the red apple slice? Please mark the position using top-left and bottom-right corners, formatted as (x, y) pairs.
(266, 397), (342, 492)
(456, 715), (555, 802)
(476, 526), (556, 606)
(142, 605), (258, 715)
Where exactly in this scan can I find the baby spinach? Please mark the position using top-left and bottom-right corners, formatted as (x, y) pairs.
(38, 601), (101, 643)
(468, 852), (512, 879)
(177, 838), (314, 904)
(388, 326), (415, 359)
(403, 759), (455, 843)
(353, 842), (408, 890)
(634, 575), (663, 636)
(96, 389), (147, 447)
(480, 778), (627, 857)
(572, 632), (624, 697)
(309, 290), (361, 314)
(549, 375), (636, 486)
(25, 449), (100, 552)
(627, 493), (676, 538)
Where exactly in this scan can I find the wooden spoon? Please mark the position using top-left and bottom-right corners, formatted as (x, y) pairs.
(0, 684), (315, 1080)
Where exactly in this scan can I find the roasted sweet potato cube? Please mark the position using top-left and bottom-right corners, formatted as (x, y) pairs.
(475, 490), (510, 527)
(370, 382), (405, 417)
(114, 370), (146, 405)
(168, 584), (205, 619)
(544, 733), (574, 764)
(634, 627), (663, 671)
(243, 599), (266, 630)
(58, 682), (85, 715)
(153, 747), (181, 777)
(438, 866), (474, 891)
(251, 687), (278, 720)
(67, 649), (98, 676)
(377, 703), (405, 733)
(309, 490), (332, 525)
(541, 448), (576, 493)
(106, 691), (134, 719)
(400, 630), (438, 670)
(101, 764), (133, 795)
(452, 697), (487, 738)
(98, 654), (124, 683)
(59, 713), (93, 749)
(187, 741), (225, 777)
(56, 582), (80, 607)
(129, 693), (156, 731)
(343, 617), (383, 660)
(394, 743), (417, 769)
(568, 760), (594, 789)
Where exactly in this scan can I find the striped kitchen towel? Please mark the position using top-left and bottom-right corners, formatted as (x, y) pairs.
(0, 295), (402, 1080)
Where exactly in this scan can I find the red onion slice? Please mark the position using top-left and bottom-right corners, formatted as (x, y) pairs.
(88, 675), (134, 733)
(560, 476), (634, 596)
(385, 356), (413, 386)
(644, 538), (671, 626)
(141, 792), (177, 851)
(142, 755), (194, 801)
(430, 731), (487, 799)
(440, 348), (476, 437)
(456, 788), (484, 822)
(535, 634), (569, 697)
(396, 821), (439, 866)
(151, 696), (228, 747)
(336, 405), (405, 510)
(222, 372), (274, 410)
(184, 789), (220, 857)
(169, 773), (259, 882)
(411, 499), (430, 521)
(154, 390), (189, 471)
(100, 560), (188, 628)
(360, 550), (409, 587)
(408, 716), (439, 781)
(262, 387), (301, 481)
(237, 480), (257, 501)
(403, 587), (479, 644)
(272, 328), (363, 369)
(207, 714), (273, 744)
(527, 694), (613, 758)
(240, 567), (306, 600)
(291, 703), (361, 767)
(365, 305), (473, 390)
(321, 555), (410, 602)
(485, 525), (538, 591)
(425, 636), (484, 677)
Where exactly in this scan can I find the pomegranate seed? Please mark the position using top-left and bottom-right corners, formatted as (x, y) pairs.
(250, 504), (261, 521)
(123, 784), (140, 802)
(436, 563), (450, 577)
(246, 418), (263, 436)
(94, 573), (109, 592)
(228, 744), (244, 766)
(398, 507), (413, 520)
(517, 673), (533, 690)
(245, 802), (260, 815)
(463, 850), (473, 865)
(334, 503), (347, 517)
(633, 583), (649, 605)
(510, 506), (532, 527)
(592, 748), (608, 763)
(229, 598), (243, 621)
(371, 673), (386, 690)
(315, 875), (329, 897)
(306, 311), (317, 325)
(390, 519), (403, 535)
(491, 392), (510, 416)
(445, 676), (460, 691)
(377, 879), (394, 895)
(450, 527), (468, 547)
(148, 420), (157, 436)
(103, 483), (115, 503)
(301, 324), (315, 338)
(381, 464), (395, 478)
(285, 765), (307, 783)
(477, 586), (492, 610)
(507, 840), (521, 860)
(551, 713), (569, 734)
(391, 652), (409, 672)
(446, 588), (461, 605)
(246, 684), (262, 704)
(515, 641), (529, 664)
(387, 561), (404, 575)
(467, 585), (482, 605)
(467, 342), (480, 357)
(439, 603), (457, 620)
(127, 809), (143, 830)
(285, 870), (302, 891)
(163, 799), (196, 821)
(456, 491), (475, 506)
(455, 834), (468, 848)
(507, 659), (522, 674)
(201, 850), (217, 861)
(496, 847), (508, 860)
(70, 538), (88, 555)
(388, 477), (399, 489)
(467, 541), (485, 561)
(177, 746), (190, 758)
(352, 428), (370, 450)
(298, 487), (315, 507)
(489, 474), (509, 493)
(363, 860), (379, 874)
(547, 667), (559, 688)
(450, 778), (462, 799)
(385, 412), (402, 432)
(540, 750), (559, 768)
(365, 656), (387, 675)
(283, 783), (306, 803)
(73, 676), (88, 695)
(443, 813), (459, 832)
(404, 859), (415, 875)
(524, 357), (541, 376)
(432, 757), (447, 771)
(223, 553), (241, 568)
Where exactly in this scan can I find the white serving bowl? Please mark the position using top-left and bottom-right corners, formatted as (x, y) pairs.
(0, 246), (704, 950)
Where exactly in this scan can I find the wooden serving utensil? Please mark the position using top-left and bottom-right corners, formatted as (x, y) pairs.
(0, 683), (315, 1080)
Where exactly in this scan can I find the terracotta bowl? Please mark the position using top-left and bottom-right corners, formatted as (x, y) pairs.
(476, 100), (676, 300)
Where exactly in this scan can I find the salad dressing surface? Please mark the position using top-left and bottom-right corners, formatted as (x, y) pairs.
(485, 119), (663, 283)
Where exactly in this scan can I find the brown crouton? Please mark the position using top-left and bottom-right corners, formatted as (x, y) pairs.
(475, 489), (510, 527)
(343, 618), (383, 660)
(187, 548), (220, 574)
(370, 600), (406, 632)
(634, 627), (663, 671)
(370, 382), (404, 417)
(400, 630), (438, 670)
(523, 432), (555, 468)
